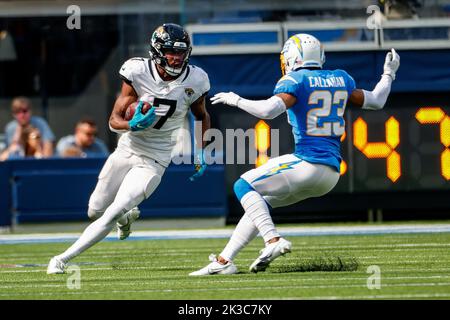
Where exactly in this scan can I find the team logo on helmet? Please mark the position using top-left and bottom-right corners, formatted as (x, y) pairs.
(280, 33), (325, 75)
(155, 26), (169, 41)
(149, 23), (192, 77)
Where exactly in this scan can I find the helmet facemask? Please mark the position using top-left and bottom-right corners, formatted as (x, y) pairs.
(152, 46), (191, 76)
(149, 24), (192, 77)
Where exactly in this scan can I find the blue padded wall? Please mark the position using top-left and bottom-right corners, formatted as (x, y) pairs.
(0, 158), (227, 225)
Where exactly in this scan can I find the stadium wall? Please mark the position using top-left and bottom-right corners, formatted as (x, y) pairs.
(0, 158), (227, 227)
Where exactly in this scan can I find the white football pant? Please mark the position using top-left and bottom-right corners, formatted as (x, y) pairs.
(56, 148), (164, 263)
(88, 148), (165, 219)
(219, 154), (340, 261)
(241, 154), (340, 208)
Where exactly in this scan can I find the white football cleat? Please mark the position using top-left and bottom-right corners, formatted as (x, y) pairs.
(117, 207), (140, 240)
(189, 254), (238, 276)
(249, 238), (292, 273)
(47, 257), (66, 274)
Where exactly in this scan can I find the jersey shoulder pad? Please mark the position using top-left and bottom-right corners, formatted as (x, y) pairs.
(333, 69), (352, 78)
(333, 69), (356, 89)
(119, 57), (147, 83)
(274, 71), (304, 97)
(332, 68), (344, 74)
(185, 65), (210, 96)
(278, 73), (301, 84)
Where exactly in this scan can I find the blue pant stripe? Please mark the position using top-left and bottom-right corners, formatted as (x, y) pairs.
(233, 178), (255, 202)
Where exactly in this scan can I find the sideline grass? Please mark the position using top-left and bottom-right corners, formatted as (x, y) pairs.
(0, 232), (449, 299)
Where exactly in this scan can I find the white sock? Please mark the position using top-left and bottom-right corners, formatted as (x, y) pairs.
(56, 204), (127, 263)
(240, 191), (279, 243)
(219, 191), (280, 261)
(219, 213), (259, 261)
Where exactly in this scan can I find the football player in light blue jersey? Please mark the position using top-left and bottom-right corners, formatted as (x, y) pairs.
(190, 34), (400, 275)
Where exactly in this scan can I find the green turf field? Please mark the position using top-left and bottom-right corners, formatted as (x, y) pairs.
(1, 232), (449, 300)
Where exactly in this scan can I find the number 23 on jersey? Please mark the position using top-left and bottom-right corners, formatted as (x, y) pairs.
(304, 90), (348, 137)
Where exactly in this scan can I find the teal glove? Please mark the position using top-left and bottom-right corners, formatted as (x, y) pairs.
(189, 149), (207, 181)
(129, 101), (156, 132)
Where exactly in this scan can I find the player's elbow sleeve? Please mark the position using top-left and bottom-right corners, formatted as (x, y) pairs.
(362, 90), (385, 110)
(238, 96), (286, 119)
(264, 96), (287, 119)
(260, 110), (275, 119)
(362, 75), (392, 111)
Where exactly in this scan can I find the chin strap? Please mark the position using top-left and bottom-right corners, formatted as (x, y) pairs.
(164, 65), (184, 76)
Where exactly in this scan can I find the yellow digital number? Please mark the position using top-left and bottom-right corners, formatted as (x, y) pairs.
(415, 107), (450, 180)
(255, 120), (270, 167)
(353, 116), (401, 182)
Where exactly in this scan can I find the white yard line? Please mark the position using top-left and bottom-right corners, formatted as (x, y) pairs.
(1, 282), (450, 297)
(2, 275), (450, 289)
(1, 224), (449, 244)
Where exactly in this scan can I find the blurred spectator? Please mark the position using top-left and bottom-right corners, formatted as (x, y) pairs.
(60, 145), (84, 157)
(0, 133), (6, 153)
(0, 126), (44, 160)
(56, 118), (109, 158)
(380, 0), (421, 19)
(4, 97), (55, 157)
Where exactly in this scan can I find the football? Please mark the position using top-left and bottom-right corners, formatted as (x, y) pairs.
(124, 101), (152, 121)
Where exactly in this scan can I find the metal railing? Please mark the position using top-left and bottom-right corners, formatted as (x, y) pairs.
(186, 18), (450, 55)
(380, 18), (450, 50)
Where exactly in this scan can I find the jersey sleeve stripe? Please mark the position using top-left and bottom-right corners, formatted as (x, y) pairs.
(283, 75), (298, 84)
(182, 66), (191, 82)
(148, 60), (155, 80)
(119, 74), (132, 85)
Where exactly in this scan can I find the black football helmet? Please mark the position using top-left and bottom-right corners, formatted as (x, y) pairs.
(149, 23), (192, 76)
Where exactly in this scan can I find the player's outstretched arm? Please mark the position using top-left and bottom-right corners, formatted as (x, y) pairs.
(189, 94), (211, 181)
(349, 48), (400, 110)
(190, 94), (211, 148)
(109, 81), (138, 133)
(210, 92), (295, 119)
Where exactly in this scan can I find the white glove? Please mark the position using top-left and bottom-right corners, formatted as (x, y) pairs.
(383, 48), (400, 80)
(210, 92), (241, 107)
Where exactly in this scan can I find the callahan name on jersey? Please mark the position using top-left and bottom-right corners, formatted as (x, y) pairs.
(308, 76), (346, 88)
